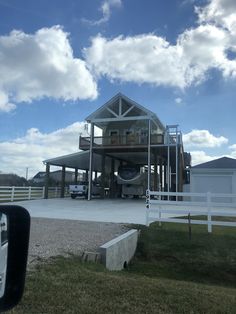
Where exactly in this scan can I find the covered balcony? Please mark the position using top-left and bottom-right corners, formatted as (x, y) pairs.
(79, 133), (164, 150)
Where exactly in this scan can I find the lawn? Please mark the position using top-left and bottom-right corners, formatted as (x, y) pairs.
(10, 221), (236, 314)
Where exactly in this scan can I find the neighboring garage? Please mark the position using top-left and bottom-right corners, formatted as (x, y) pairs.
(190, 157), (236, 196)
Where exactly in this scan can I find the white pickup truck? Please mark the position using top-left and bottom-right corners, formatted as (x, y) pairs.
(69, 182), (88, 199)
(69, 182), (103, 199)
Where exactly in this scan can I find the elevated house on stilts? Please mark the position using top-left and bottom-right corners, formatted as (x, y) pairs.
(44, 93), (191, 199)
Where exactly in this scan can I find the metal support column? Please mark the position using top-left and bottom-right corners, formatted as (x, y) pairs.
(110, 158), (115, 198)
(44, 163), (50, 199)
(176, 128), (179, 193)
(159, 159), (163, 191)
(88, 123), (94, 200)
(147, 119), (151, 191)
(153, 153), (158, 191)
(101, 152), (106, 198)
(60, 166), (65, 198)
(167, 128), (170, 199)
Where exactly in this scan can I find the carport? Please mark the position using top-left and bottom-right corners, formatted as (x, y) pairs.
(43, 150), (120, 199)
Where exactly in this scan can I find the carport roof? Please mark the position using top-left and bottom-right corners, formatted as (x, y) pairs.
(44, 151), (116, 172)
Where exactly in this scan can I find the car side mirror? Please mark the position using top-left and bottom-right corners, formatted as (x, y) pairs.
(0, 205), (30, 312)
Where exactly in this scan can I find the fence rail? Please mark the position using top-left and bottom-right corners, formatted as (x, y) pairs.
(0, 186), (69, 202)
(146, 190), (236, 232)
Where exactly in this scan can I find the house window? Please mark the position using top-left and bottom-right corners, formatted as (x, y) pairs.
(139, 129), (148, 144)
(109, 130), (119, 145)
(125, 130), (135, 144)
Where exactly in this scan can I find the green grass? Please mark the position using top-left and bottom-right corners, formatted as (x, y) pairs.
(131, 221), (236, 287)
(10, 220), (236, 314)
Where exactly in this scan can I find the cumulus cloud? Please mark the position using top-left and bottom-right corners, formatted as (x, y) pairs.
(0, 91), (16, 112)
(228, 144), (236, 159)
(84, 34), (188, 88)
(190, 150), (221, 166)
(0, 122), (101, 177)
(82, 0), (122, 26)
(84, 25), (236, 87)
(84, 0), (236, 88)
(183, 129), (228, 148)
(0, 26), (98, 112)
(196, 0), (236, 33)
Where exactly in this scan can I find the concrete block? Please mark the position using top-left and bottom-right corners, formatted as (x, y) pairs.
(100, 229), (138, 271)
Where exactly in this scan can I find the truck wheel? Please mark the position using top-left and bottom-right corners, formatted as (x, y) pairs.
(71, 195), (76, 199)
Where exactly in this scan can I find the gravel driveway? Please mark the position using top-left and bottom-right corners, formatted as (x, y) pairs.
(28, 217), (128, 268)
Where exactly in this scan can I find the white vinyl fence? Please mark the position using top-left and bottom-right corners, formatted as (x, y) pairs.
(146, 190), (236, 232)
(0, 186), (69, 202)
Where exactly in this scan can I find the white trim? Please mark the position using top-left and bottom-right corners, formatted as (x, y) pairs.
(91, 116), (152, 123)
(122, 105), (135, 117)
(106, 107), (119, 118)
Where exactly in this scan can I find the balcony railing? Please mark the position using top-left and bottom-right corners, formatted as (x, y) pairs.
(79, 134), (164, 149)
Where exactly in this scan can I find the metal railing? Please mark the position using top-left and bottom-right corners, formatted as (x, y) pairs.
(146, 190), (236, 232)
(79, 134), (164, 149)
(0, 186), (70, 202)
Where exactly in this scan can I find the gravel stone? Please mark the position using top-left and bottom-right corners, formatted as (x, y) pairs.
(28, 217), (128, 268)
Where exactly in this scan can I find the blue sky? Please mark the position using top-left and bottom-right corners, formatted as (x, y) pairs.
(0, 0), (236, 177)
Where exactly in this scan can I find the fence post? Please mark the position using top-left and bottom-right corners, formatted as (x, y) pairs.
(11, 186), (15, 202)
(207, 192), (212, 233)
(28, 186), (32, 200)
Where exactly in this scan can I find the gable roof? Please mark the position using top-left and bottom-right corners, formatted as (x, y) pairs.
(192, 157), (236, 169)
(86, 93), (165, 130)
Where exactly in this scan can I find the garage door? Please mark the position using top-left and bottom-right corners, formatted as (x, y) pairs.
(193, 175), (232, 194)
(192, 175), (232, 202)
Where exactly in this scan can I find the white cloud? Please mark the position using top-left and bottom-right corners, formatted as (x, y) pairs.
(196, 0), (236, 33)
(84, 0), (236, 88)
(229, 144), (236, 150)
(190, 150), (220, 166)
(0, 26), (98, 112)
(229, 144), (236, 159)
(82, 0), (122, 26)
(183, 129), (228, 148)
(84, 34), (188, 88)
(84, 24), (236, 88)
(0, 91), (16, 112)
(175, 97), (182, 104)
(0, 122), (101, 178)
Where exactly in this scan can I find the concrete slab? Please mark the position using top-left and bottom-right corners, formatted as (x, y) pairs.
(4, 198), (148, 224)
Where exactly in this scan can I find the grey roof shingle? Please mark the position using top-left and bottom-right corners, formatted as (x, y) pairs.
(192, 157), (236, 169)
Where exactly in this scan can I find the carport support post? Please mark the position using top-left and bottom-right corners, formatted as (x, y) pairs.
(44, 163), (50, 199)
(88, 123), (94, 200)
(85, 170), (88, 181)
(74, 168), (78, 184)
(60, 166), (65, 198)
